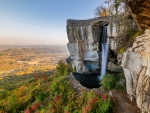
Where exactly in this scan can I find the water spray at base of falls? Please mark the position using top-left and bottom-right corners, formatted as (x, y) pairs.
(99, 26), (109, 80)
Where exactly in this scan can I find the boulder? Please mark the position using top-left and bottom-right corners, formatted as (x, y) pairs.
(107, 62), (122, 72)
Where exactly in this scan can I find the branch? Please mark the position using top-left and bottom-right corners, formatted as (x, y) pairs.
(123, 0), (141, 31)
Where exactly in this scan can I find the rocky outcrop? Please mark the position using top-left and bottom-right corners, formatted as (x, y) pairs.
(67, 25), (101, 72)
(66, 16), (150, 112)
(67, 17), (118, 73)
(108, 62), (122, 72)
(121, 29), (150, 113)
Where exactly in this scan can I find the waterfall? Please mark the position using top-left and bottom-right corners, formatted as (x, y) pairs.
(72, 25), (109, 88)
(100, 26), (109, 80)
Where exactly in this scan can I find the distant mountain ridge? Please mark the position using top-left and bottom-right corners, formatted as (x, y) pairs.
(0, 45), (69, 56)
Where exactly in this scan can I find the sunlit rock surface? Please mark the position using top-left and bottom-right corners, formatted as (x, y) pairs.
(121, 29), (150, 113)
(67, 25), (101, 72)
(67, 17), (118, 73)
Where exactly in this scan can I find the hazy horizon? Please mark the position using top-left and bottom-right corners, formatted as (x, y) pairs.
(0, 0), (105, 45)
(0, 44), (67, 46)
(0, 43), (68, 46)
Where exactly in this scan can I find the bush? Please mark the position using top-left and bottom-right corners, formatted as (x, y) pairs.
(101, 74), (116, 90)
(115, 73), (126, 92)
(36, 91), (47, 102)
(97, 94), (111, 113)
(18, 85), (29, 97)
(31, 102), (40, 111)
(0, 89), (7, 100)
(67, 64), (74, 72)
(119, 46), (126, 53)
(7, 94), (20, 112)
(56, 60), (69, 76)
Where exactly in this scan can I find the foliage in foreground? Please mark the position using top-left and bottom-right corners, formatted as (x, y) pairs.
(101, 73), (126, 92)
(101, 74), (116, 90)
(0, 62), (112, 113)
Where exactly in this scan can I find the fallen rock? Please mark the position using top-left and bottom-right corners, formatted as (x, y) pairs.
(108, 62), (123, 72)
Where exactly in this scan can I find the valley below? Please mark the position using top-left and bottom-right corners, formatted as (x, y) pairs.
(0, 45), (69, 79)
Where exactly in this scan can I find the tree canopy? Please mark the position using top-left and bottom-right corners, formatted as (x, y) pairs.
(95, 0), (150, 30)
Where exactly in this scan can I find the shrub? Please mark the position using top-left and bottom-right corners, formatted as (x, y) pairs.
(51, 82), (58, 92)
(31, 102), (40, 111)
(36, 91), (47, 102)
(126, 27), (138, 38)
(132, 30), (144, 39)
(115, 73), (126, 92)
(56, 61), (69, 76)
(0, 89), (7, 100)
(81, 91), (112, 113)
(97, 95), (111, 113)
(119, 46), (126, 53)
(101, 74), (116, 90)
(24, 108), (32, 113)
(7, 94), (20, 112)
(40, 108), (46, 113)
(67, 64), (73, 73)
(18, 85), (29, 97)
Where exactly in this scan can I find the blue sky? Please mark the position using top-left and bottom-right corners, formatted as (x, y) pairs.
(0, 0), (105, 45)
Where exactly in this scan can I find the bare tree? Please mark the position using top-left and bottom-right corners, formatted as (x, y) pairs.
(95, 0), (125, 17)
(95, 5), (110, 17)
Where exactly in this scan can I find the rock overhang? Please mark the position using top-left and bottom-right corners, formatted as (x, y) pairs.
(67, 16), (116, 26)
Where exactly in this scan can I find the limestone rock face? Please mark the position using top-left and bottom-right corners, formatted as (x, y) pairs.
(67, 24), (101, 72)
(121, 29), (150, 113)
(107, 23), (117, 37)
(66, 17), (119, 73)
(107, 62), (122, 72)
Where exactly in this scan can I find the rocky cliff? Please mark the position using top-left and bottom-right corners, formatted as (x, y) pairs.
(121, 29), (150, 113)
(67, 17), (117, 73)
(66, 16), (150, 112)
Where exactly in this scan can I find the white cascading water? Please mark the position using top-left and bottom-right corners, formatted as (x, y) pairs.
(100, 26), (109, 80)
(73, 25), (109, 88)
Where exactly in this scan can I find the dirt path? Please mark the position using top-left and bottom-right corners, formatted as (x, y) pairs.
(111, 90), (140, 113)
(67, 74), (140, 113)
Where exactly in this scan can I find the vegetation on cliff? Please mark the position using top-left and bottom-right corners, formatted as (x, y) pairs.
(123, 0), (150, 30)
(95, 0), (150, 31)
(95, 0), (149, 52)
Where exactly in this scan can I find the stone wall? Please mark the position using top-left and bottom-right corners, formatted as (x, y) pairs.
(121, 29), (150, 113)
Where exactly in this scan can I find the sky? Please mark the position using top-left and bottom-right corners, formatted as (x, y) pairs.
(0, 0), (105, 45)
